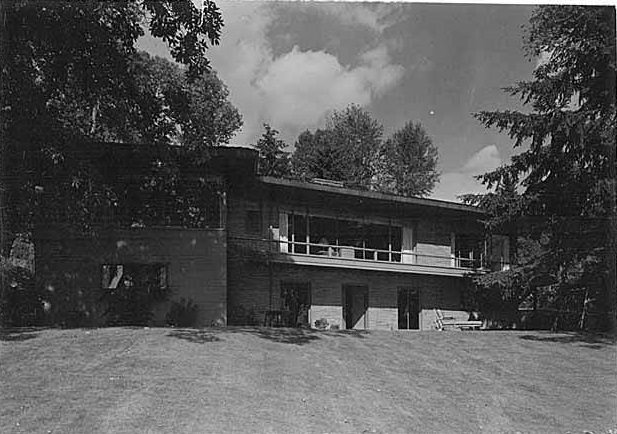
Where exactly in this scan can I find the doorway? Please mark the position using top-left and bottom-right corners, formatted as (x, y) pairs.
(343, 285), (369, 330)
(280, 281), (311, 327)
(398, 287), (420, 330)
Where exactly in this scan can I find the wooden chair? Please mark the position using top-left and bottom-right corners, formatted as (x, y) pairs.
(434, 309), (483, 331)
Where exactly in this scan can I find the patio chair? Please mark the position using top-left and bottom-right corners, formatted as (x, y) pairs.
(434, 308), (483, 331)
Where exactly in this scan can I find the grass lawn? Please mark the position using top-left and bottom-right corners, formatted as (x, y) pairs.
(1, 327), (615, 434)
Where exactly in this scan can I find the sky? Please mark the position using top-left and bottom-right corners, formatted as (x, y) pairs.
(138, 1), (538, 202)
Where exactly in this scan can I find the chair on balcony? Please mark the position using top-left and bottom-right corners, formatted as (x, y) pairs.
(434, 309), (483, 331)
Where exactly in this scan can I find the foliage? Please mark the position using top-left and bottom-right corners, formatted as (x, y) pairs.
(0, 261), (44, 327)
(228, 305), (260, 326)
(464, 6), (616, 331)
(291, 129), (342, 181)
(291, 104), (383, 188)
(462, 270), (528, 329)
(291, 105), (440, 196)
(313, 318), (330, 330)
(101, 274), (171, 327)
(1, 0), (228, 253)
(375, 121), (440, 197)
(166, 298), (200, 328)
(254, 124), (291, 177)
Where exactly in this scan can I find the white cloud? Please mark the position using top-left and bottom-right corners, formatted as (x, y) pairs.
(431, 145), (502, 202)
(207, 2), (405, 147)
(461, 144), (502, 173)
(324, 3), (401, 33)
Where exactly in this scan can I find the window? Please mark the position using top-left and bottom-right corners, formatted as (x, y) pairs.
(454, 235), (484, 268)
(284, 212), (402, 262)
(102, 263), (168, 292)
(101, 263), (169, 326)
(245, 210), (261, 235)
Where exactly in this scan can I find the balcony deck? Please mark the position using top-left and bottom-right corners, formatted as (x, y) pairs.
(229, 237), (487, 277)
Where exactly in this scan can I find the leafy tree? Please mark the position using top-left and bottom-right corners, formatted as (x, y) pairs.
(464, 6), (616, 331)
(0, 0), (226, 254)
(292, 129), (341, 181)
(326, 104), (383, 188)
(291, 105), (439, 197)
(254, 124), (291, 177)
(376, 121), (439, 197)
(291, 104), (383, 188)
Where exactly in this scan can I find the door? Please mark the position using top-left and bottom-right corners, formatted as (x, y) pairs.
(398, 287), (420, 330)
(343, 285), (369, 330)
(280, 281), (311, 327)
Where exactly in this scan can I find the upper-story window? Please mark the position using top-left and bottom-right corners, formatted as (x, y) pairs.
(283, 212), (403, 262)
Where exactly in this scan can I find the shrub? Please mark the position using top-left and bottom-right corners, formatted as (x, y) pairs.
(100, 281), (171, 326)
(314, 318), (330, 330)
(166, 298), (199, 328)
(0, 262), (45, 327)
(228, 305), (260, 326)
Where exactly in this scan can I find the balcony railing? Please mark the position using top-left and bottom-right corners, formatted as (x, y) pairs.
(229, 236), (491, 271)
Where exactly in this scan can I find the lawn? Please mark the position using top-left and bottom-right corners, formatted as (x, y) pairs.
(1, 327), (615, 434)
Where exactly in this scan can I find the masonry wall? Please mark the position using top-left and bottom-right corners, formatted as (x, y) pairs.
(227, 258), (465, 331)
(416, 220), (452, 267)
(36, 227), (227, 327)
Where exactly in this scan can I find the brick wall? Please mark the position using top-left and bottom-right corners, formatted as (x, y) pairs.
(227, 258), (466, 331)
(36, 227), (227, 327)
(416, 220), (452, 267)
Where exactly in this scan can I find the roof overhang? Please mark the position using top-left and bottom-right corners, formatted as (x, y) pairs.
(259, 176), (486, 217)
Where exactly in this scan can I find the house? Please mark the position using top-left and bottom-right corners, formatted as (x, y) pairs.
(34, 145), (509, 330)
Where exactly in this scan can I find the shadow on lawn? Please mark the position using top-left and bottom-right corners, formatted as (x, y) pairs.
(167, 329), (221, 344)
(167, 326), (368, 346)
(0, 327), (40, 342)
(519, 332), (616, 349)
(223, 327), (369, 345)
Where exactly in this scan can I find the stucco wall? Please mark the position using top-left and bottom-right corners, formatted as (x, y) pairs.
(36, 227), (227, 327)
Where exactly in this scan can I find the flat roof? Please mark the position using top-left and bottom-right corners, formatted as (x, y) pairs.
(259, 176), (485, 215)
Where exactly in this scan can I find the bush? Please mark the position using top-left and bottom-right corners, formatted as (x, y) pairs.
(228, 305), (260, 326)
(166, 298), (199, 328)
(314, 318), (330, 330)
(101, 282), (171, 326)
(0, 262), (45, 327)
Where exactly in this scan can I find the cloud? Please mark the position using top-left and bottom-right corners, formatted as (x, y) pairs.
(461, 144), (502, 173)
(323, 3), (402, 33)
(207, 2), (405, 147)
(430, 145), (502, 202)
(256, 46), (403, 138)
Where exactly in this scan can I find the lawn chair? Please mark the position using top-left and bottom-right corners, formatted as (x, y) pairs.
(434, 309), (483, 331)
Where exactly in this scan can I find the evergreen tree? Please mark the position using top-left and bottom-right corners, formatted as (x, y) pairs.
(254, 124), (291, 177)
(464, 5), (616, 331)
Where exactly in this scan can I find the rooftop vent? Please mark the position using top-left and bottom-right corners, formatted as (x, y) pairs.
(310, 178), (345, 188)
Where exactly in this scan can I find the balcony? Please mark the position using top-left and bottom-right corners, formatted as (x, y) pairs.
(228, 237), (489, 277)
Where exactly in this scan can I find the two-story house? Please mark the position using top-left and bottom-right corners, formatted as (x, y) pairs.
(35, 146), (509, 330)
(226, 171), (509, 331)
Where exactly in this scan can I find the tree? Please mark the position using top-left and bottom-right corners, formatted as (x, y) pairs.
(376, 121), (439, 197)
(254, 124), (291, 177)
(291, 104), (383, 188)
(292, 129), (341, 181)
(464, 6), (616, 331)
(0, 0), (226, 254)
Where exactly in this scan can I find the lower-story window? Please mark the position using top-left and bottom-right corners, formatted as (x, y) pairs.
(100, 263), (169, 325)
(102, 263), (168, 293)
